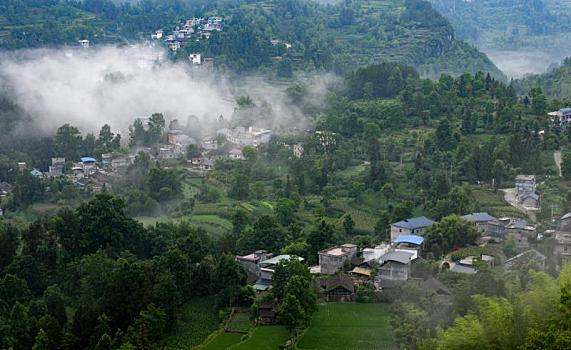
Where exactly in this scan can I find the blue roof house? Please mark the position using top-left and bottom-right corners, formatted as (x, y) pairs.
(390, 216), (434, 242)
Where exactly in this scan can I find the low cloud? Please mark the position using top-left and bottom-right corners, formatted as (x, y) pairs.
(0, 44), (234, 135)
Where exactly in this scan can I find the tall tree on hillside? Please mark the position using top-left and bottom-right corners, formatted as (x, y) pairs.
(54, 124), (83, 160)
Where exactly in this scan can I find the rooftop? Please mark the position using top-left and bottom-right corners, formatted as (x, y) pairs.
(259, 255), (303, 267)
(380, 251), (414, 265)
(81, 157), (96, 163)
(516, 175), (535, 181)
(394, 234), (424, 246)
(462, 212), (496, 223)
(561, 107), (571, 114)
(320, 244), (356, 256)
(392, 216), (434, 230)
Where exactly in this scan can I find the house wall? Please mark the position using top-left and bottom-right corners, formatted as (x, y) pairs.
(390, 226), (412, 242)
(379, 261), (410, 281)
(326, 288), (353, 302)
(522, 197), (539, 208)
(319, 253), (345, 274)
(562, 218), (571, 232)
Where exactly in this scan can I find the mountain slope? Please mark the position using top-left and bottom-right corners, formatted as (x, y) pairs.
(513, 57), (571, 98)
(0, 0), (503, 79)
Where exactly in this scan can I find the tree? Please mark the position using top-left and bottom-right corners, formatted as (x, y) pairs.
(32, 329), (50, 350)
(424, 215), (479, 258)
(146, 113), (165, 146)
(147, 167), (181, 201)
(492, 159), (507, 188)
(54, 124), (83, 159)
(186, 144), (200, 159)
(237, 215), (285, 253)
(342, 214), (354, 235)
(0, 223), (19, 272)
(229, 174), (250, 200)
(279, 292), (305, 331)
(306, 220), (335, 263)
(129, 119), (146, 148)
(44, 285), (67, 326)
(275, 198), (297, 226)
(272, 257), (310, 300)
(562, 149), (571, 179)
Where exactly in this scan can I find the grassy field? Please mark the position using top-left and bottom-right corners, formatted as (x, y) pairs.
(231, 326), (289, 350)
(201, 332), (243, 350)
(163, 297), (221, 349)
(331, 199), (378, 233)
(297, 303), (395, 350)
(226, 311), (252, 333)
(472, 187), (527, 219)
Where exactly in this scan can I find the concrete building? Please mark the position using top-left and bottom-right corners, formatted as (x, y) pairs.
(555, 213), (571, 260)
(548, 107), (571, 128)
(217, 127), (272, 147)
(516, 175), (536, 195)
(48, 157), (65, 177)
(390, 216), (434, 242)
(318, 244), (358, 274)
(236, 250), (273, 275)
(377, 251), (414, 282)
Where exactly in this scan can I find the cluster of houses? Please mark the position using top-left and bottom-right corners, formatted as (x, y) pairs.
(548, 107), (571, 129)
(515, 175), (540, 209)
(156, 16), (223, 52)
(236, 207), (554, 311)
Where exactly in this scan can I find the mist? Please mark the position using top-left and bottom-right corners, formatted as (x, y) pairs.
(486, 48), (571, 79)
(0, 44), (337, 139)
(0, 45), (235, 135)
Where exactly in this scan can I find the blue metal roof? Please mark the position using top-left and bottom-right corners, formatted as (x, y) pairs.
(394, 234), (424, 245)
(30, 169), (42, 177)
(392, 216), (434, 230)
(462, 212), (496, 222)
(81, 157), (96, 163)
(560, 107), (571, 114)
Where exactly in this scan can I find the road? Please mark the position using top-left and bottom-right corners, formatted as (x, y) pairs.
(554, 150), (562, 177)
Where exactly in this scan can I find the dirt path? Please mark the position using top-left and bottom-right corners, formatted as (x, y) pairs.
(555, 150), (563, 177)
(501, 188), (537, 221)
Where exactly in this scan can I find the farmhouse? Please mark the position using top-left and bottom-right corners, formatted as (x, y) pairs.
(236, 250), (273, 275)
(48, 157), (65, 177)
(0, 182), (13, 197)
(505, 249), (546, 271)
(516, 175), (536, 194)
(217, 127), (273, 146)
(317, 243), (358, 274)
(515, 175), (540, 209)
(320, 274), (354, 302)
(167, 130), (196, 147)
(390, 216), (434, 242)
(259, 255), (304, 282)
(548, 107), (571, 128)
(257, 301), (277, 325)
(555, 212), (571, 259)
(377, 251), (414, 282)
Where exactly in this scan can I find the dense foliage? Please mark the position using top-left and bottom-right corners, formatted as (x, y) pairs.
(0, 0), (503, 78)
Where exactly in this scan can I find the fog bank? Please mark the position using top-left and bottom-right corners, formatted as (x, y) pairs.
(0, 45), (234, 134)
(486, 48), (571, 78)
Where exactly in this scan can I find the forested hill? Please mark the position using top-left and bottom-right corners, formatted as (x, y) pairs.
(513, 57), (571, 99)
(428, 0), (571, 50)
(0, 0), (503, 79)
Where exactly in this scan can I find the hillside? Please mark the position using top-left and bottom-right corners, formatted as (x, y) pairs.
(427, 0), (571, 76)
(513, 57), (571, 98)
(0, 0), (503, 78)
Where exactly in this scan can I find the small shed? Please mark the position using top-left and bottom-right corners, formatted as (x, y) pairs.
(321, 274), (354, 302)
(258, 301), (277, 325)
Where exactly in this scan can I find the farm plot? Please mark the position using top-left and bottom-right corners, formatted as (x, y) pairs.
(297, 303), (395, 350)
